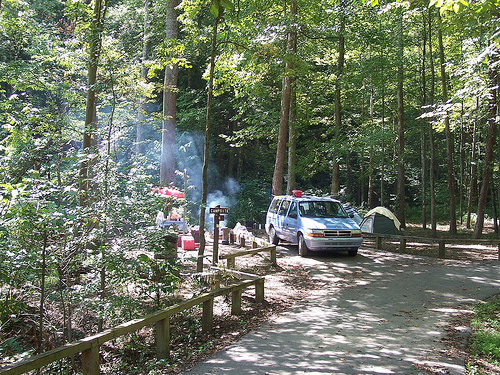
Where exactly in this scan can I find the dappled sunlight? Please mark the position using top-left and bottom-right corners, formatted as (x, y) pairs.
(186, 247), (500, 374)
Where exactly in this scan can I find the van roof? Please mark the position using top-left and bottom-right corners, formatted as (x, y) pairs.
(272, 195), (341, 203)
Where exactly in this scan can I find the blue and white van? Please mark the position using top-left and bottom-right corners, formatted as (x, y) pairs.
(265, 191), (362, 256)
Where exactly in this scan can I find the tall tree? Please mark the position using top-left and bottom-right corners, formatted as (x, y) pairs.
(136, 0), (152, 156)
(330, 0), (346, 198)
(437, 12), (457, 234)
(160, 0), (179, 185)
(420, 10), (427, 229)
(474, 52), (498, 238)
(286, 91), (297, 194)
(428, 7), (437, 236)
(79, 0), (108, 207)
(272, 0), (297, 196)
(396, 6), (406, 228)
(197, 0), (226, 272)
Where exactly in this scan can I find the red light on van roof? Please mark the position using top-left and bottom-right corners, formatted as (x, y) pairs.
(292, 190), (302, 197)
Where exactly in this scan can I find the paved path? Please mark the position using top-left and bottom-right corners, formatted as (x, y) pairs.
(185, 247), (500, 375)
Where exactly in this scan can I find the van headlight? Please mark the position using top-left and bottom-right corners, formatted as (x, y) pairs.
(307, 229), (324, 237)
(351, 229), (362, 237)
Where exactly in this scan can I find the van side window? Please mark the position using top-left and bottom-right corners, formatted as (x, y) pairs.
(278, 200), (290, 215)
(269, 198), (281, 214)
(288, 202), (298, 218)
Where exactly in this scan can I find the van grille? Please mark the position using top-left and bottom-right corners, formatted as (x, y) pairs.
(324, 230), (352, 238)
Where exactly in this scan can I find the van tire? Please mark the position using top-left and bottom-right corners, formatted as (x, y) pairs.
(348, 248), (358, 256)
(269, 227), (279, 245)
(298, 233), (309, 257)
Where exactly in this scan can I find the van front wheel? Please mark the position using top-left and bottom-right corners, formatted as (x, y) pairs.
(269, 227), (279, 245)
(298, 234), (309, 257)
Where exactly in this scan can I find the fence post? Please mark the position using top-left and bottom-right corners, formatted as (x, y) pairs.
(376, 235), (382, 249)
(211, 272), (221, 289)
(438, 240), (446, 258)
(227, 257), (235, 269)
(400, 237), (406, 253)
(255, 278), (264, 303)
(202, 298), (213, 332)
(231, 289), (242, 315)
(270, 246), (277, 266)
(82, 345), (100, 375)
(156, 317), (170, 359)
(239, 236), (245, 248)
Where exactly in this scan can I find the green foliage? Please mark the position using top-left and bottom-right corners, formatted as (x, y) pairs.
(470, 299), (500, 364)
(229, 179), (271, 226)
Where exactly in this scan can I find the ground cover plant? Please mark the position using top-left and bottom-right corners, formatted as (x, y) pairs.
(465, 296), (500, 374)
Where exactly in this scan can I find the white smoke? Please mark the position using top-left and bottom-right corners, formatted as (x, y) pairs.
(175, 131), (240, 230)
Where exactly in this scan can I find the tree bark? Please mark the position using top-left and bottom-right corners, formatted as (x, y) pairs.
(79, 0), (107, 207)
(466, 101), (478, 229)
(396, 8), (406, 228)
(428, 8), (437, 236)
(136, 0), (152, 156)
(197, 6), (222, 272)
(160, 0), (179, 185)
(286, 90), (297, 194)
(474, 54), (498, 238)
(331, 0), (346, 198)
(421, 10), (427, 229)
(272, 0), (297, 196)
(437, 13), (457, 234)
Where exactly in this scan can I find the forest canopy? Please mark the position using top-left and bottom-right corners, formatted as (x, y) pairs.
(0, 0), (499, 369)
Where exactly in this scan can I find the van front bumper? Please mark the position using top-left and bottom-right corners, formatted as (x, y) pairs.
(305, 237), (363, 251)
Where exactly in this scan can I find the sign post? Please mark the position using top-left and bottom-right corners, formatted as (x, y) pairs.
(209, 205), (229, 264)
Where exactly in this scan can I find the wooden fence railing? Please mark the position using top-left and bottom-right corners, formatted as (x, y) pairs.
(363, 233), (500, 259)
(220, 245), (277, 268)
(0, 274), (265, 375)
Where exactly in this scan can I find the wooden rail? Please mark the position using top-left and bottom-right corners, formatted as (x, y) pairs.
(363, 233), (500, 259)
(219, 245), (277, 268)
(0, 276), (265, 375)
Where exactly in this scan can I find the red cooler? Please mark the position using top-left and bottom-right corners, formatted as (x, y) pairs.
(182, 235), (195, 250)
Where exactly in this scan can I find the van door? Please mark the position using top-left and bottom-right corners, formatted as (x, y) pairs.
(275, 199), (290, 239)
(283, 201), (299, 243)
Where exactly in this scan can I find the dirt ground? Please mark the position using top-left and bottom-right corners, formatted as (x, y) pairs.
(168, 227), (499, 375)
(2, 225), (498, 374)
(164, 237), (321, 373)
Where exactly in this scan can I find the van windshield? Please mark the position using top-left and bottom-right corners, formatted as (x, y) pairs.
(299, 201), (348, 218)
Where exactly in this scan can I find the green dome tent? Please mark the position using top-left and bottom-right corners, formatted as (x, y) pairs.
(360, 207), (401, 235)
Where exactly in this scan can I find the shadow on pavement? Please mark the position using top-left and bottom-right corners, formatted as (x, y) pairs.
(185, 247), (500, 374)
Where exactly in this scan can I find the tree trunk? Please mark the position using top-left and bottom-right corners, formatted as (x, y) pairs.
(286, 90), (297, 194)
(396, 8), (405, 228)
(474, 54), (498, 238)
(368, 152), (374, 208)
(272, 0), (297, 196)
(38, 229), (48, 354)
(136, 0), (152, 156)
(331, 0), (346, 198)
(466, 101), (478, 229)
(368, 86), (374, 207)
(79, 0), (107, 207)
(459, 100), (465, 224)
(160, 0), (179, 185)
(197, 7), (222, 272)
(438, 13), (457, 234)
(428, 8), (437, 236)
(380, 56), (386, 207)
(421, 10), (427, 229)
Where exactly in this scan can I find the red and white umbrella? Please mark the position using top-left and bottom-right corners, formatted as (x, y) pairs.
(152, 186), (185, 199)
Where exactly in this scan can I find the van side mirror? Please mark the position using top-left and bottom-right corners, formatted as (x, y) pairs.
(289, 212), (297, 219)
